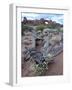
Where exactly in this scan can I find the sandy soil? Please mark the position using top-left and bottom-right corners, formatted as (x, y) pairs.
(46, 52), (63, 76)
(21, 52), (63, 77)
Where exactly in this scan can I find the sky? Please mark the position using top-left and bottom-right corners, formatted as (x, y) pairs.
(21, 13), (64, 25)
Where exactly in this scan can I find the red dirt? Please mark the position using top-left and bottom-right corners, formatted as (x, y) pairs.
(46, 52), (63, 76)
(22, 52), (63, 77)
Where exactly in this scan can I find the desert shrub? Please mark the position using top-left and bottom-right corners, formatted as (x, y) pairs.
(35, 61), (48, 76)
(21, 24), (33, 36)
(36, 25), (46, 32)
(47, 24), (56, 29)
(57, 28), (63, 32)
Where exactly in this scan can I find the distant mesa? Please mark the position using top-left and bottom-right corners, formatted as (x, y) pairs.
(22, 17), (63, 26)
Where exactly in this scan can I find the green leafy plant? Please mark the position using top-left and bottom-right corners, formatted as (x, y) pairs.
(35, 61), (48, 76)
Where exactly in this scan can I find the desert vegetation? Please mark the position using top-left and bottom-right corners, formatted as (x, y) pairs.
(21, 16), (63, 77)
